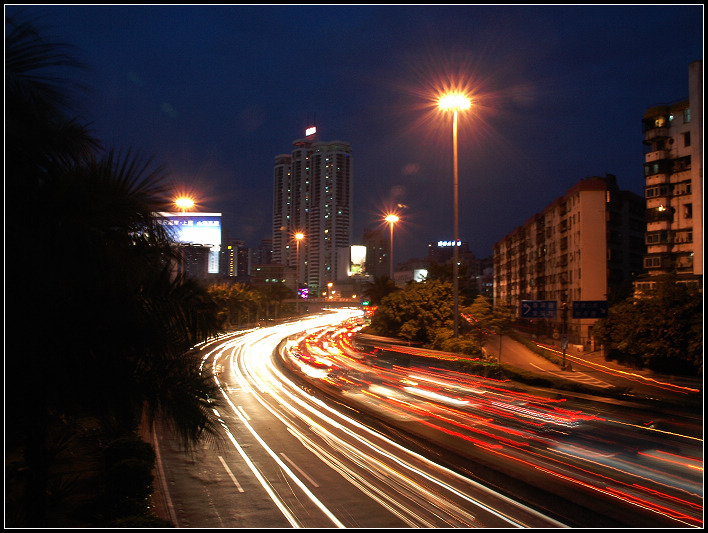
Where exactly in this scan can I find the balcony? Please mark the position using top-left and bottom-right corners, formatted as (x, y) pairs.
(644, 159), (673, 177)
(646, 205), (674, 223)
(644, 150), (671, 163)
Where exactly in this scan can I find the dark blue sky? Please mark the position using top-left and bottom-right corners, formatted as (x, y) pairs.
(7, 5), (703, 261)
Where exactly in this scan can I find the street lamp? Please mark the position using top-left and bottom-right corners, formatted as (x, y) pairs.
(295, 232), (304, 314)
(174, 197), (195, 211)
(384, 214), (399, 279)
(439, 91), (471, 338)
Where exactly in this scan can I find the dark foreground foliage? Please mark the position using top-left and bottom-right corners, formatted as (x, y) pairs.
(6, 14), (222, 526)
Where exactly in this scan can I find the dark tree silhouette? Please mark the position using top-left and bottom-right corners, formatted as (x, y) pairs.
(6, 15), (224, 526)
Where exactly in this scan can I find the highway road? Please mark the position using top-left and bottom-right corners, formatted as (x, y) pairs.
(151, 310), (702, 528)
(151, 310), (567, 528)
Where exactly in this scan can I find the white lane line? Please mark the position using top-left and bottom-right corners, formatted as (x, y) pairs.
(529, 363), (554, 372)
(219, 419), (301, 528)
(151, 426), (180, 526)
(212, 345), (301, 528)
(223, 385), (346, 528)
(280, 451), (320, 488)
(218, 455), (245, 493)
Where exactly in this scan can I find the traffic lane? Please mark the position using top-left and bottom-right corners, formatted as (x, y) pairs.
(241, 324), (568, 529)
(335, 381), (702, 528)
(217, 381), (413, 528)
(235, 338), (536, 528)
(564, 350), (702, 401)
(151, 417), (292, 528)
(214, 321), (418, 528)
(498, 335), (702, 408)
(296, 336), (702, 528)
(496, 334), (561, 372)
(279, 349), (570, 528)
(219, 321), (496, 528)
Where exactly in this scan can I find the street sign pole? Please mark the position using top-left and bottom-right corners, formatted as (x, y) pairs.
(561, 303), (568, 370)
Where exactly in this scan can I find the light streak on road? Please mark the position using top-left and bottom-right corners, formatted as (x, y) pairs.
(287, 322), (703, 528)
(202, 310), (565, 528)
(534, 342), (700, 394)
(188, 312), (701, 528)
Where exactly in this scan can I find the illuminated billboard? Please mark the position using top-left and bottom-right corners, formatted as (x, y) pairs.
(158, 212), (222, 273)
(349, 245), (366, 275)
(158, 212), (221, 246)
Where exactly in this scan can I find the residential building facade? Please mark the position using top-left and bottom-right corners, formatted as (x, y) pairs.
(494, 175), (645, 344)
(637, 60), (703, 292)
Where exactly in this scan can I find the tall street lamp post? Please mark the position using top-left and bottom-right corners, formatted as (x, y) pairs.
(384, 214), (399, 280)
(439, 92), (471, 338)
(295, 232), (304, 314)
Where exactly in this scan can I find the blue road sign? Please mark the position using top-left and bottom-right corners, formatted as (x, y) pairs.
(572, 300), (608, 319)
(520, 300), (557, 319)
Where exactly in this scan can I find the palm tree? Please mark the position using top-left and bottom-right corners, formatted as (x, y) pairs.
(6, 15), (101, 525)
(5, 15), (99, 196)
(6, 16), (224, 525)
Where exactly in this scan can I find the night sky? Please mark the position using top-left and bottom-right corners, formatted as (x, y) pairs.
(7, 5), (703, 261)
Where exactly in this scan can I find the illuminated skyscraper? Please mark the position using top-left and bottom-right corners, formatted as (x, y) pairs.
(273, 127), (352, 295)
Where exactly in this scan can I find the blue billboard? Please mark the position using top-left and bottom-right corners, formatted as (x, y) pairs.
(158, 212), (222, 273)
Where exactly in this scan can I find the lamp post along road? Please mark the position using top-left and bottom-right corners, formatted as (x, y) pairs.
(295, 232), (304, 314)
(385, 214), (399, 280)
(439, 93), (470, 338)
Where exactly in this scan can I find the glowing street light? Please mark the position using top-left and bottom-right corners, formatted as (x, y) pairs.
(295, 232), (304, 314)
(385, 214), (399, 279)
(174, 197), (195, 211)
(438, 91), (471, 338)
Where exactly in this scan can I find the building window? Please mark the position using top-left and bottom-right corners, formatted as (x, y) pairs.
(645, 184), (669, 198)
(644, 256), (663, 269)
(673, 182), (692, 196)
(646, 230), (670, 244)
(683, 107), (691, 123)
(673, 155), (691, 173)
(683, 132), (691, 147)
(644, 159), (672, 177)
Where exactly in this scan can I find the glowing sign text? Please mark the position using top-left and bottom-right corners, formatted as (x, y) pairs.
(437, 240), (461, 247)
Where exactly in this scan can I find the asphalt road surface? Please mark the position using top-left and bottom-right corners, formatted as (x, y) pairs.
(150, 311), (568, 528)
(149, 311), (702, 528)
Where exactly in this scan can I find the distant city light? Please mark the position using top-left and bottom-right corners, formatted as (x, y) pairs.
(306, 126), (317, 136)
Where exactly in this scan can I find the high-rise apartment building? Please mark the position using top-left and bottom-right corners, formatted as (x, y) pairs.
(273, 127), (353, 295)
(637, 60), (703, 292)
(494, 175), (645, 344)
(361, 228), (388, 279)
(222, 239), (250, 281)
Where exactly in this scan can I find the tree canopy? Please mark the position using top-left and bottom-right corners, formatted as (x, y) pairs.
(591, 276), (702, 375)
